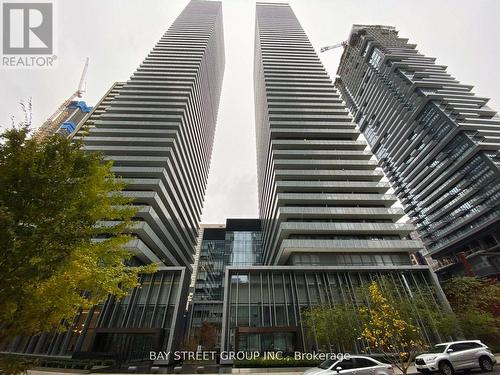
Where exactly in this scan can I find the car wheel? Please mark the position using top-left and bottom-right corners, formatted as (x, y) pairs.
(479, 356), (493, 372)
(439, 361), (454, 375)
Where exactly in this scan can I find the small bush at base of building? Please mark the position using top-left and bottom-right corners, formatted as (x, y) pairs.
(234, 357), (321, 368)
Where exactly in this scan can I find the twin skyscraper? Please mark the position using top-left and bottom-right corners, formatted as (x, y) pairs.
(5, 0), (499, 369)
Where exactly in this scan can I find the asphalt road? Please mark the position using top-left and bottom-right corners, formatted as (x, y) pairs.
(457, 368), (500, 375)
(385, 365), (500, 375)
(408, 367), (500, 375)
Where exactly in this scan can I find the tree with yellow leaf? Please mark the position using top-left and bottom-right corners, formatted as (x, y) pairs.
(360, 281), (426, 375)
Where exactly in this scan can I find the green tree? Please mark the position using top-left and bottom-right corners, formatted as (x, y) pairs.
(0, 126), (154, 345)
(443, 277), (500, 344)
(360, 281), (426, 375)
(303, 304), (360, 352)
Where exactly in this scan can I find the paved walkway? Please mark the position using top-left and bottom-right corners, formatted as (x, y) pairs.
(27, 354), (500, 375)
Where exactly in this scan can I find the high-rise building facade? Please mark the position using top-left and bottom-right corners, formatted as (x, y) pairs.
(33, 99), (93, 139)
(254, 6), (420, 267)
(3, 1), (225, 366)
(82, 1), (224, 271)
(335, 25), (500, 279)
(220, 3), (451, 356)
(55, 101), (93, 137)
(187, 219), (262, 349)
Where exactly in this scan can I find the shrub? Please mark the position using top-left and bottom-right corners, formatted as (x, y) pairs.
(234, 356), (321, 368)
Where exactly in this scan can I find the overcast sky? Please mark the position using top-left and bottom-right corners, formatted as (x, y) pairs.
(1, 0), (499, 224)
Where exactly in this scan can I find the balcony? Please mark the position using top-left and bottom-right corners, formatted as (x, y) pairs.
(432, 247), (489, 273)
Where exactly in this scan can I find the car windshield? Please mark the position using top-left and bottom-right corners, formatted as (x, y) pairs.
(318, 359), (338, 369)
(428, 345), (447, 353)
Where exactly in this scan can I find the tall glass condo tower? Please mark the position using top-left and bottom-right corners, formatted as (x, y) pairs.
(335, 25), (500, 279)
(220, 3), (451, 356)
(3, 1), (225, 365)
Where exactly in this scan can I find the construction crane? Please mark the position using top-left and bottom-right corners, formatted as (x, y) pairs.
(34, 57), (90, 141)
(320, 41), (348, 53)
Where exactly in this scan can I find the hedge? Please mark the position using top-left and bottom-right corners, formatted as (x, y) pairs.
(234, 357), (321, 368)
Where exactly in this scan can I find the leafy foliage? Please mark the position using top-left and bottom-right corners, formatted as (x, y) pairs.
(0, 126), (155, 344)
(181, 336), (199, 351)
(199, 321), (218, 349)
(368, 277), (458, 341)
(303, 276), (456, 364)
(303, 304), (360, 352)
(359, 281), (426, 375)
(0, 353), (115, 375)
(0, 354), (37, 375)
(234, 357), (321, 368)
(443, 276), (500, 344)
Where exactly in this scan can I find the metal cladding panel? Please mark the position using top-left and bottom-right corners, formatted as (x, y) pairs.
(254, 4), (422, 265)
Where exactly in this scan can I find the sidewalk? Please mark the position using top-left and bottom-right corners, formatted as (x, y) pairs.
(28, 354), (500, 375)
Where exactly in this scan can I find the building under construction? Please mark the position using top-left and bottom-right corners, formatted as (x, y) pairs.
(34, 58), (91, 140)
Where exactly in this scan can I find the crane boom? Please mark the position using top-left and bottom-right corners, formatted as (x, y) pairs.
(320, 41), (347, 53)
(77, 57), (89, 97)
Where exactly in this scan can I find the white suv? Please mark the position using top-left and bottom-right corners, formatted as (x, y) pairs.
(303, 356), (395, 375)
(415, 340), (496, 375)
